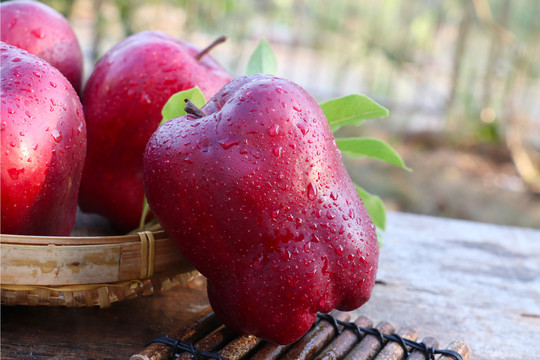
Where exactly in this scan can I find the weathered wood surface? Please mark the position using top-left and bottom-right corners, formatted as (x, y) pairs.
(1, 212), (539, 359)
(355, 212), (540, 360)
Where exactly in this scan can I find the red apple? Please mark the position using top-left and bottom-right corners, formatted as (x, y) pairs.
(1, 42), (86, 235)
(143, 74), (379, 344)
(79, 31), (232, 232)
(0, 0), (84, 94)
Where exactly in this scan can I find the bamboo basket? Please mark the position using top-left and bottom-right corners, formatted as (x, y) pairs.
(0, 229), (199, 308)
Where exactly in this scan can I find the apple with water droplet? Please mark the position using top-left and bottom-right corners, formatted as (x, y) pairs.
(79, 31), (232, 232)
(143, 74), (379, 344)
(0, 0), (84, 94)
(1, 42), (86, 235)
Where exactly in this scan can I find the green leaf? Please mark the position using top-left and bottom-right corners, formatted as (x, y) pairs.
(376, 228), (384, 249)
(246, 38), (277, 75)
(355, 184), (386, 232)
(320, 94), (389, 131)
(160, 86), (206, 126)
(336, 137), (411, 171)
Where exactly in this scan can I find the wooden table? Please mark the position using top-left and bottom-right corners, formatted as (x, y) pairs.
(2, 212), (539, 359)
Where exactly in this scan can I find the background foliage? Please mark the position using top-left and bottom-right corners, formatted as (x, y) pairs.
(32, 0), (540, 228)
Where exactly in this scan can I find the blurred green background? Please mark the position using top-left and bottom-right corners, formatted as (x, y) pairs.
(34, 0), (540, 228)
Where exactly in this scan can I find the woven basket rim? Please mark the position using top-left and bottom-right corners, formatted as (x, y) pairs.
(0, 229), (168, 245)
(0, 229), (199, 307)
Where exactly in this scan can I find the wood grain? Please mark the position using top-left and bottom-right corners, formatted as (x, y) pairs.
(281, 311), (352, 360)
(313, 315), (373, 360)
(1, 284), (210, 359)
(343, 321), (395, 360)
(355, 212), (540, 360)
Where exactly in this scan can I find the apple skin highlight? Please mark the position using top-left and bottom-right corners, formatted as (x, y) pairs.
(1, 42), (86, 236)
(1, 0), (84, 94)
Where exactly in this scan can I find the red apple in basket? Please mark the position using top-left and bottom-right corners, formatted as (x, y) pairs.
(1, 42), (86, 236)
(143, 74), (379, 344)
(79, 31), (232, 232)
(1, 0), (84, 94)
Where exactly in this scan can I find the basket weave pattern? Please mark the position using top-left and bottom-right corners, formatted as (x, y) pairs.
(0, 230), (197, 308)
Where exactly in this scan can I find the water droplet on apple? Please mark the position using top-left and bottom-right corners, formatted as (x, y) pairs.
(7, 18), (17, 29)
(334, 245), (344, 256)
(51, 129), (62, 142)
(321, 256), (329, 274)
(8, 167), (24, 180)
(361, 255), (370, 267)
(49, 82), (57, 88)
(296, 122), (309, 136)
(163, 78), (176, 85)
(292, 106), (302, 112)
(330, 191), (338, 200)
(273, 146), (282, 157)
(139, 92), (151, 104)
(307, 182), (317, 200)
(32, 143), (39, 150)
(9, 140), (16, 147)
(7, 107), (15, 114)
(287, 276), (299, 288)
(280, 247), (291, 261)
(219, 137), (240, 150)
(31, 28), (45, 39)
(268, 124), (279, 137)
(11, 57), (21, 63)
(253, 253), (266, 271)
(32, 71), (41, 78)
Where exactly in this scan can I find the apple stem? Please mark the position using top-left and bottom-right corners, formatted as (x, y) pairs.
(184, 99), (207, 118)
(195, 36), (227, 62)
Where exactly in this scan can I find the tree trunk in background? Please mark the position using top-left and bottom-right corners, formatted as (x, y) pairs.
(481, 0), (511, 110)
(447, 0), (474, 129)
(505, 56), (540, 194)
(90, 0), (104, 63)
